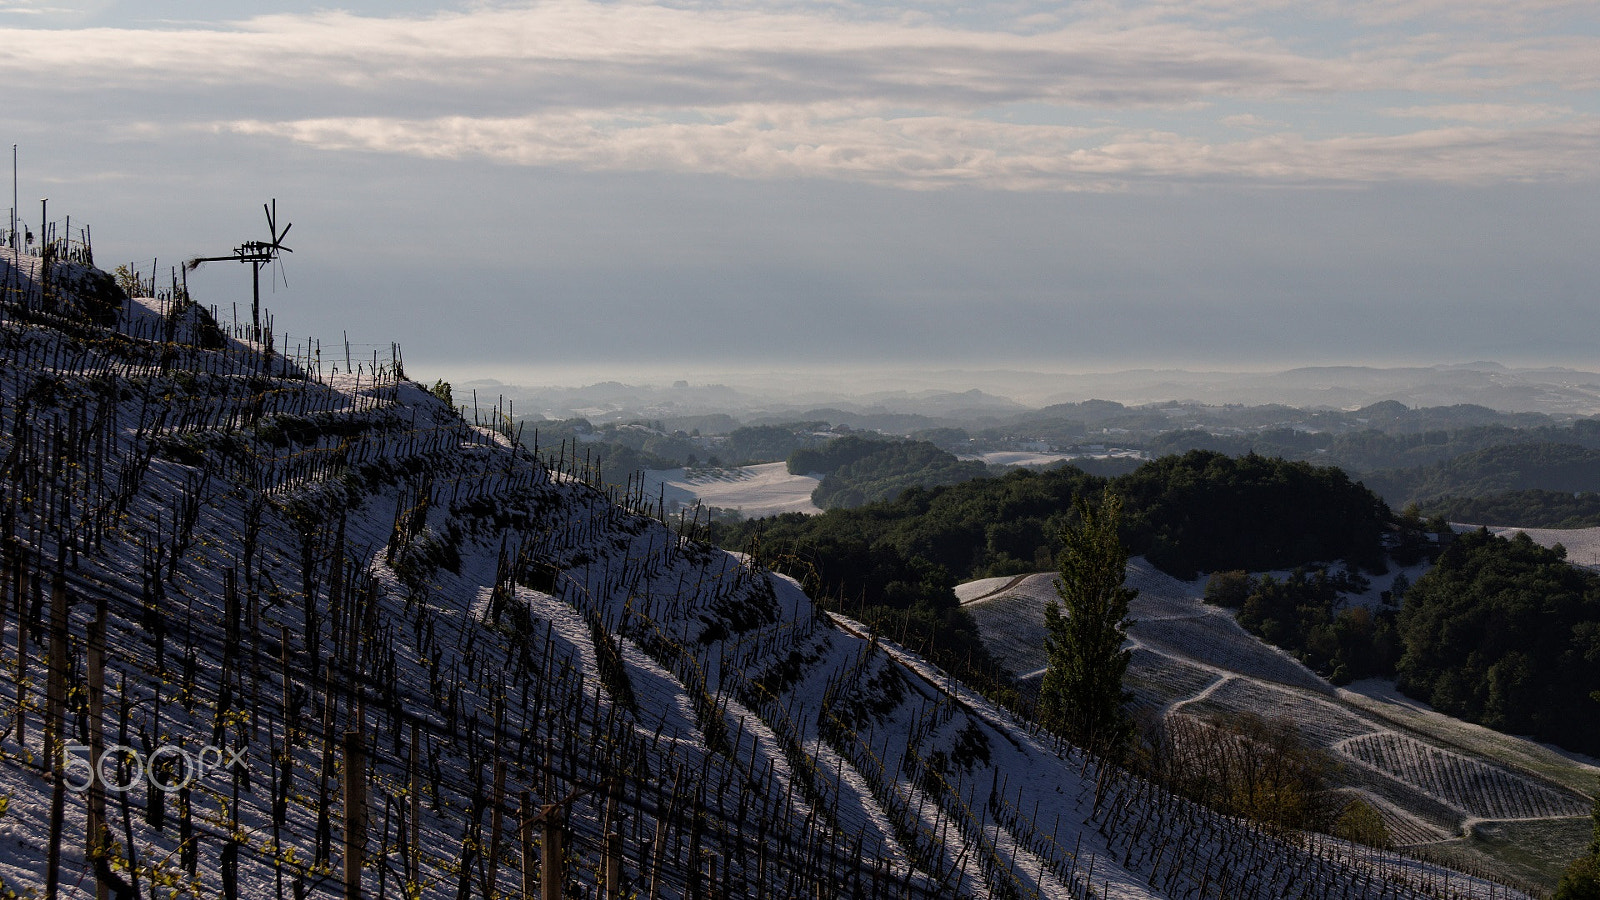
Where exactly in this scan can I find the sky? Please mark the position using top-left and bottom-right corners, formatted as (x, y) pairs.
(2, 0), (1598, 390)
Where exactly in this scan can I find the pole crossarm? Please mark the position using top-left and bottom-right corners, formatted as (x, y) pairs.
(185, 245), (284, 269)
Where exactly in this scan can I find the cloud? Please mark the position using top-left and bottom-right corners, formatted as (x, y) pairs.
(2, 0), (1597, 188)
(1220, 113), (1289, 130)
(1327, 0), (1592, 29)
(5, 2), (1591, 104)
(219, 107), (1600, 188)
(1120, 0), (1592, 30)
(0, 0), (113, 24)
(1382, 103), (1573, 123)
(0, 6), (1374, 106)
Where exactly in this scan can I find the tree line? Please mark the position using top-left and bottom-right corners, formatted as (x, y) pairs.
(1207, 567), (1404, 687)
(1397, 528), (1600, 756)
(1420, 488), (1600, 529)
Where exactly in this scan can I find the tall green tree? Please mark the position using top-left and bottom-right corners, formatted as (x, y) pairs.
(1038, 491), (1136, 758)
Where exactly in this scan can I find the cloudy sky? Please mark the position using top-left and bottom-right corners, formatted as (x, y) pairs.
(3, 0), (1598, 387)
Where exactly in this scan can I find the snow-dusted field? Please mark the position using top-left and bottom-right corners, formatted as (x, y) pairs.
(1339, 679), (1600, 799)
(953, 574), (1021, 603)
(640, 461), (821, 517)
(966, 562), (1332, 692)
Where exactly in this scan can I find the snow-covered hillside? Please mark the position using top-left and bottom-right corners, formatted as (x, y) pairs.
(640, 462), (822, 517)
(0, 245), (1533, 898)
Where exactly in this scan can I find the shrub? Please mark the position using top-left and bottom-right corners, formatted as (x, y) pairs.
(1333, 798), (1391, 849)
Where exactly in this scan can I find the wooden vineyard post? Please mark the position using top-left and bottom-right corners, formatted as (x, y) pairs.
(44, 571), (71, 764)
(316, 667), (340, 866)
(604, 778), (623, 900)
(0, 538), (9, 648)
(520, 791), (537, 900)
(279, 625), (294, 745)
(87, 591), (109, 900)
(408, 725), (421, 883)
(43, 572), (69, 900)
(487, 757), (506, 898)
(648, 802), (671, 897)
(605, 831), (623, 900)
(10, 552), (24, 750)
(541, 800), (565, 900)
(344, 730), (368, 900)
(0, 537), (12, 695)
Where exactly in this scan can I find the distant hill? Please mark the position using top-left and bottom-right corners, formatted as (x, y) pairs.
(1367, 442), (1600, 505)
(788, 435), (989, 509)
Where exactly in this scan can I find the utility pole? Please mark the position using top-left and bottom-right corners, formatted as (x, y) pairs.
(10, 144), (16, 252)
(184, 200), (291, 338)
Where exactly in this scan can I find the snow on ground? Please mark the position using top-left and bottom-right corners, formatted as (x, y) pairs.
(640, 461), (822, 517)
(953, 574), (1023, 603)
(966, 561), (1329, 692)
(960, 574), (1055, 677)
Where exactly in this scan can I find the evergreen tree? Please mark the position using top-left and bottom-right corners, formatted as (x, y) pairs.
(1038, 491), (1136, 758)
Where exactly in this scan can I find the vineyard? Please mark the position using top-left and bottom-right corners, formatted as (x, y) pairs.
(1183, 678), (1377, 746)
(1130, 614), (1331, 695)
(0, 233), (1544, 899)
(1331, 791), (1449, 849)
(1337, 734), (1592, 822)
(968, 566), (1337, 697)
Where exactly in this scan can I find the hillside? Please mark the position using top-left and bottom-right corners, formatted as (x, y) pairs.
(0, 243), (1536, 898)
(963, 563), (1600, 892)
(640, 461), (823, 517)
